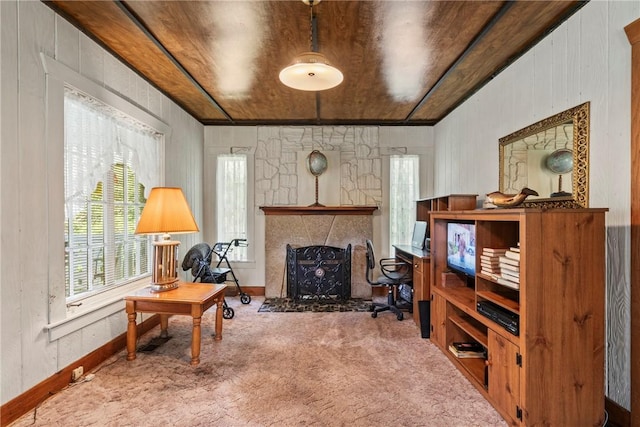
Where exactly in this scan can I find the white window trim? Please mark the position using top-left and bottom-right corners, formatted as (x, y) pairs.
(41, 54), (169, 340)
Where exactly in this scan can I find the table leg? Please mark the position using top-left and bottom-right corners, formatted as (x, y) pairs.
(214, 296), (224, 341)
(126, 301), (137, 361)
(160, 314), (169, 338)
(191, 315), (201, 366)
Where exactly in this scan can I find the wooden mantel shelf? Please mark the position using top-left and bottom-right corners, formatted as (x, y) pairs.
(260, 206), (378, 216)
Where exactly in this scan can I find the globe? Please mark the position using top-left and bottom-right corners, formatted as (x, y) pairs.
(307, 150), (328, 176)
(545, 149), (573, 174)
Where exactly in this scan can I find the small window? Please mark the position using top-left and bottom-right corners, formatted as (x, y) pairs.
(216, 154), (248, 261)
(389, 155), (420, 253)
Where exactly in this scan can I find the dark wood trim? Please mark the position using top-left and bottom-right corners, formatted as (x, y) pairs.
(625, 17), (640, 427)
(0, 315), (161, 427)
(113, 1), (234, 123)
(260, 205), (378, 216)
(404, 2), (515, 123)
(606, 397), (631, 427)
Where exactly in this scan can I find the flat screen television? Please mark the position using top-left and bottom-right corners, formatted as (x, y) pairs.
(447, 222), (476, 277)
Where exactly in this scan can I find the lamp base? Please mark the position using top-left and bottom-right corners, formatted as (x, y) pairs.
(150, 239), (180, 292)
(150, 280), (180, 293)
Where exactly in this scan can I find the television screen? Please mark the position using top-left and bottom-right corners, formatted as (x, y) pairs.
(447, 222), (476, 277)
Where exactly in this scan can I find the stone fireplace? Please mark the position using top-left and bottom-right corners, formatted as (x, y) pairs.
(261, 206), (377, 298)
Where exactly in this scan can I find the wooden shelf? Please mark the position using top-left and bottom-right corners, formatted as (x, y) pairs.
(456, 357), (487, 388)
(476, 290), (519, 314)
(259, 205), (377, 216)
(449, 313), (488, 347)
(429, 209), (607, 425)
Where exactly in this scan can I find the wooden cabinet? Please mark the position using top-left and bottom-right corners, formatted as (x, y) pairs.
(429, 208), (606, 426)
(416, 194), (477, 228)
(411, 256), (428, 324)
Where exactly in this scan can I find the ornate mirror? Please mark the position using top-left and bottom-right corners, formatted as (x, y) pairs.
(499, 102), (590, 208)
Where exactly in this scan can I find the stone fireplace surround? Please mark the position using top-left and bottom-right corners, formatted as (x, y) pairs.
(261, 206), (377, 299)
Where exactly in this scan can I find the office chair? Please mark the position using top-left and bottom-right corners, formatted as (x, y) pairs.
(365, 239), (412, 321)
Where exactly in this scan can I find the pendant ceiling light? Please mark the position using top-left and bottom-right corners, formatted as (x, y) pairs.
(279, 0), (343, 91)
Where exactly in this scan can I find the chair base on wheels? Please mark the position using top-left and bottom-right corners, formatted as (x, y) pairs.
(369, 285), (412, 321)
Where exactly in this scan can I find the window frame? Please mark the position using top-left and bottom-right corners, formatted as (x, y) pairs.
(41, 54), (169, 340)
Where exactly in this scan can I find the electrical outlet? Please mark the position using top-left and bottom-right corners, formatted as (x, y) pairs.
(71, 366), (84, 382)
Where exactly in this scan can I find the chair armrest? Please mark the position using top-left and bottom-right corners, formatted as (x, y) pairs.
(379, 258), (411, 280)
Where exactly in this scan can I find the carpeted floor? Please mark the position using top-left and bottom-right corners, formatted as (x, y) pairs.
(10, 296), (506, 427)
(258, 297), (373, 312)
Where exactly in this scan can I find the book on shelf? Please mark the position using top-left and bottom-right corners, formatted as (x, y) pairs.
(480, 255), (500, 264)
(500, 271), (520, 283)
(504, 250), (520, 261)
(509, 246), (520, 253)
(499, 256), (520, 267)
(499, 263), (520, 274)
(496, 276), (520, 290)
(482, 248), (508, 255)
(480, 265), (500, 276)
(448, 343), (486, 359)
(480, 270), (500, 280)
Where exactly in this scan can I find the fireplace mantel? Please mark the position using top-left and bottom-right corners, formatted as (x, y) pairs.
(260, 206), (378, 216)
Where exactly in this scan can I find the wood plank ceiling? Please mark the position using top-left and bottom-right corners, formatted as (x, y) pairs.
(45, 0), (585, 126)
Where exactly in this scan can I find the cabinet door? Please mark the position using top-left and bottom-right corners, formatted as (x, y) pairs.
(430, 293), (446, 349)
(488, 330), (520, 425)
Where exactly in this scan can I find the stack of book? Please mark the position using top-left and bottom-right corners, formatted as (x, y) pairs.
(448, 342), (487, 359)
(498, 245), (520, 290)
(480, 247), (507, 278)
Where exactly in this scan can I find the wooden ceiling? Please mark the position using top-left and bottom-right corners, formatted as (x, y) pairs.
(45, 1), (585, 126)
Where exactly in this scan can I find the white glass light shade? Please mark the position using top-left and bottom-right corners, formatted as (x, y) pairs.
(279, 52), (343, 91)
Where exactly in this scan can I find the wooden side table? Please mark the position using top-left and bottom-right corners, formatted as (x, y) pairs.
(125, 282), (227, 365)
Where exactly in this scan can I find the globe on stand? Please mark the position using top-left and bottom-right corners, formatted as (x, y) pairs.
(307, 150), (328, 207)
(545, 148), (573, 197)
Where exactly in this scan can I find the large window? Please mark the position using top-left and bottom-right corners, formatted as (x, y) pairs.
(216, 154), (248, 261)
(389, 155), (420, 253)
(64, 89), (161, 302)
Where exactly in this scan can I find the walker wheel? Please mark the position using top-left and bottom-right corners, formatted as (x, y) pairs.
(240, 294), (251, 304)
(223, 307), (235, 319)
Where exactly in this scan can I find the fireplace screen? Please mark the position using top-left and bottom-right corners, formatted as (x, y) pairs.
(286, 244), (352, 301)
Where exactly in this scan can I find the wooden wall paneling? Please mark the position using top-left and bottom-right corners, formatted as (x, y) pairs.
(605, 3), (635, 413)
(0, 0), (23, 404)
(550, 22), (569, 110)
(18, 1), (58, 391)
(533, 36), (554, 117)
(54, 14), (80, 71)
(581, 1), (609, 207)
(565, 12), (582, 107)
(625, 15), (640, 427)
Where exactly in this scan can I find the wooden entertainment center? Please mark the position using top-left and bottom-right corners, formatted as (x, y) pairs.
(429, 208), (607, 426)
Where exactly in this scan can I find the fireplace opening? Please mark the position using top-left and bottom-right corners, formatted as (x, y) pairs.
(286, 244), (352, 301)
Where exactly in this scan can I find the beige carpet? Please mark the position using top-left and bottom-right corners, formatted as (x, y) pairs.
(11, 297), (506, 427)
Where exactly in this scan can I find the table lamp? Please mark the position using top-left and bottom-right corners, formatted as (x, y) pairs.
(135, 187), (199, 292)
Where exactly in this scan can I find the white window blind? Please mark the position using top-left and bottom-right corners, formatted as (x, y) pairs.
(216, 154), (248, 261)
(389, 155), (420, 253)
(64, 88), (161, 301)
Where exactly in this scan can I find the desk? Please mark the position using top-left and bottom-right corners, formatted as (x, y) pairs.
(125, 282), (227, 365)
(393, 245), (430, 327)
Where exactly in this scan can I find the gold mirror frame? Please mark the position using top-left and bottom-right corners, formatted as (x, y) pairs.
(499, 102), (590, 209)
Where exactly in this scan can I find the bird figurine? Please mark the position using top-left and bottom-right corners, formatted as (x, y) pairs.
(486, 187), (539, 208)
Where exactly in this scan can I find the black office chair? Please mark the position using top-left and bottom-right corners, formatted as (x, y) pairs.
(365, 239), (412, 321)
